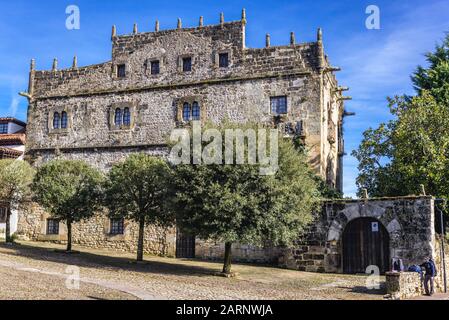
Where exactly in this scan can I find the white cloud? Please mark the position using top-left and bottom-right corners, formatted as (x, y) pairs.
(8, 96), (19, 117)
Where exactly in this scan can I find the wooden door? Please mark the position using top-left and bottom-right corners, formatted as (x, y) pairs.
(343, 218), (390, 274)
(176, 230), (196, 259)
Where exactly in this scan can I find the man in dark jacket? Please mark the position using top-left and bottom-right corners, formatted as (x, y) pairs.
(420, 258), (437, 296)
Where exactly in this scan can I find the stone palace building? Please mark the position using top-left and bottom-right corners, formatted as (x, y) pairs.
(16, 11), (447, 286)
(17, 10), (348, 257)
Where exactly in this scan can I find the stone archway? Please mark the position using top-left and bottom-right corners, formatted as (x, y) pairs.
(326, 201), (403, 273)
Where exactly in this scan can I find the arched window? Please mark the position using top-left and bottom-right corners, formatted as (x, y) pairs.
(182, 103), (191, 122)
(53, 112), (60, 129)
(114, 108), (122, 126)
(123, 108), (131, 126)
(61, 111), (68, 129)
(192, 102), (200, 121)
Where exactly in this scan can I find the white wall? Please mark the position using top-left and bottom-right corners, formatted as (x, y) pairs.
(0, 210), (19, 238)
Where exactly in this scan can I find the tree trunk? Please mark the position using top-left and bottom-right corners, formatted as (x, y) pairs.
(66, 219), (72, 252)
(222, 242), (233, 274)
(137, 217), (145, 262)
(5, 206), (12, 244)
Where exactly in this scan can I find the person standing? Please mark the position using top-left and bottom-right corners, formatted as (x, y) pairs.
(421, 258), (437, 296)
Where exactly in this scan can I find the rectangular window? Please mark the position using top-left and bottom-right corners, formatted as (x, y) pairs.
(271, 96), (288, 115)
(219, 53), (229, 68)
(150, 60), (160, 75)
(110, 218), (124, 235)
(0, 123), (8, 134)
(117, 64), (126, 78)
(182, 57), (192, 72)
(46, 219), (59, 235)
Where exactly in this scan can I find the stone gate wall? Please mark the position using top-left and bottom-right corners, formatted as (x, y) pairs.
(280, 196), (436, 274)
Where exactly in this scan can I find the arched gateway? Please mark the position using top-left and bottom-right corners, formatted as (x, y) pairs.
(342, 217), (390, 274)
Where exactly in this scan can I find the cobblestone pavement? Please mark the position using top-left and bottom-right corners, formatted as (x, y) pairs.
(0, 241), (386, 300)
(410, 293), (449, 300)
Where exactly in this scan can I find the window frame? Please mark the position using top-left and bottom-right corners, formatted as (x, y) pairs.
(114, 108), (123, 126)
(270, 96), (288, 115)
(110, 218), (125, 235)
(177, 97), (204, 125)
(49, 109), (71, 133)
(116, 64), (126, 78)
(191, 102), (201, 121)
(182, 103), (191, 122)
(123, 108), (131, 126)
(60, 111), (68, 129)
(218, 53), (229, 68)
(109, 103), (135, 131)
(53, 112), (61, 129)
(46, 219), (60, 235)
(150, 60), (160, 75)
(182, 57), (192, 72)
(0, 123), (8, 134)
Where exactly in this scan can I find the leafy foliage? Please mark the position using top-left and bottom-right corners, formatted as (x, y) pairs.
(104, 153), (173, 261)
(169, 122), (320, 272)
(33, 160), (103, 250)
(0, 160), (35, 243)
(353, 34), (449, 199)
(0, 160), (35, 204)
(413, 33), (449, 104)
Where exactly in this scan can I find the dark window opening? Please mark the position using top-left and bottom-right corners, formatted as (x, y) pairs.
(47, 219), (59, 235)
(123, 108), (131, 126)
(192, 102), (201, 121)
(53, 112), (60, 129)
(110, 218), (125, 235)
(182, 57), (192, 72)
(150, 60), (160, 75)
(271, 96), (288, 115)
(114, 108), (122, 126)
(0, 123), (8, 134)
(182, 103), (191, 122)
(61, 112), (68, 129)
(219, 53), (229, 68)
(117, 64), (126, 78)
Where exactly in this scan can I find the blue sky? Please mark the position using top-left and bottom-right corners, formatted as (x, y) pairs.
(0, 0), (448, 196)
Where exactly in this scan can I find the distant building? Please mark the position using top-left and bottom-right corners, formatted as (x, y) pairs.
(0, 117), (26, 160)
(0, 117), (26, 238)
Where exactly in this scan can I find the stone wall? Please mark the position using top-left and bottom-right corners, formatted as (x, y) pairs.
(280, 196), (436, 274)
(196, 240), (281, 264)
(17, 203), (176, 256)
(434, 235), (449, 293)
(386, 272), (424, 300)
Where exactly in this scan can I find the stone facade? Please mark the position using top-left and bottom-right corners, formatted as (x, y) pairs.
(385, 272), (424, 300)
(18, 11), (347, 258)
(280, 196), (437, 273)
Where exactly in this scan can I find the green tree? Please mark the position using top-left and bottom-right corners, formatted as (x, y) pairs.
(413, 33), (449, 103)
(104, 154), (173, 262)
(353, 34), (449, 198)
(33, 160), (103, 252)
(0, 160), (35, 243)
(169, 122), (319, 274)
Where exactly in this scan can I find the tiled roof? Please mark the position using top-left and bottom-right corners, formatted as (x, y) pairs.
(0, 133), (26, 146)
(0, 147), (23, 158)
